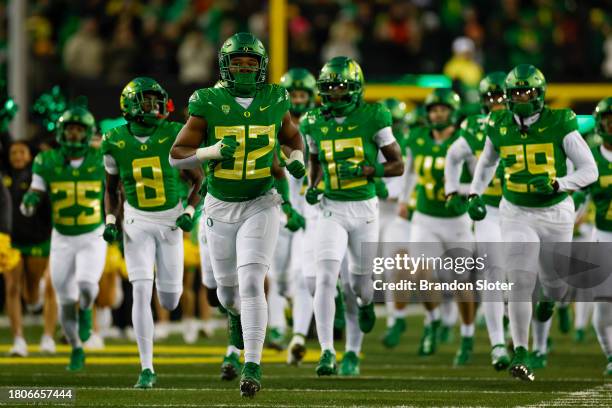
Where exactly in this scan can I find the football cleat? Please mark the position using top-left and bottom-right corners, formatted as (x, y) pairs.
(509, 346), (535, 381)
(339, 351), (360, 376)
(605, 356), (612, 376)
(287, 334), (306, 365)
(316, 349), (337, 376)
(574, 328), (585, 343)
(228, 312), (244, 350)
(183, 318), (199, 344)
(39, 335), (56, 355)
(66, 347), (85, 372)
(453, 336), (474, 366)
(9, 337), (28, 357)
(266, 327), (285, 351)
(221, 352), (242, 381)
(134, 368), (157, 389)
(358, 302), (376, 333)
(84, 332), (105, 350)
(78, 308), (93, 343)
(382, 318), (406, 348)
(334, 285), (346, 331)
(535, 301), (554, 322)
(418, 320), (440, 356)
(491, 344), (511, 371)
(240, 362), (261, 398)
(529, 350), (547, 369)
(438, 324), (454, 344)
(558, 305), (570, 334)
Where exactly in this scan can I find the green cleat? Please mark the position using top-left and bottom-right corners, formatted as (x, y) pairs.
(316, 349), (337, 376)
(438, 324), (454, 344)
(558, 305), (570, 334)
(530, 350), (547, 369)
(134, 368), (157, 389)
(228, 312), (244, 350)
(240, 362), (261, 398)
(605, 356), (612, 376)
(418, 320), (440, 356)
(574, 328), (585, 343)
(509, 346), (535, 381)
(266, 327), (285, 351)
(339, 351), (360, 376)
(453, 336), (474, 366)
(491, 344), (511, 371)
(66, 347), (85, 372)
(382, 318), (406, 348)
(78, 308), (93, 343)
(535, 301), (554, 322)
(334, 284), (346, 331)
(358, 302), (376, 333)
(221, 352), (242, 381)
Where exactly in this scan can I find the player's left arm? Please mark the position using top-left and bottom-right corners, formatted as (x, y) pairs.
(555, 130), (598, 192)
(278, 112), (306, 178)
(363, 127), (404, 178)
(179, 168), (204, 208)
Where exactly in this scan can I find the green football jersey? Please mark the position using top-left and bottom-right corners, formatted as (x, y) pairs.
(406, 126), (469, 217)
(188, 84), (290, 202)
(32, 148), (104, 236)
(459, 114), (502, 207)
(589, 146), (612, 232)
(302, 102), (392, 201)
(101, 121), (183, 211)
(486, 107), (577, 207)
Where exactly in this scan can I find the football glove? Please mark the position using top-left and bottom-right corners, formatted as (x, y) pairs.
(218, 136), (238, 159)
(445, 193), (468, 215)
(20, 191), (41, 217)
(467, 194), (487, 221)
(282, 202), (306, 232)
(176, 206), (195, 232)
(305, 187), (323, 205)
(528, 175), (557, 194)
(337, 160), (364, 179)
(103, 223), (119, 243)
(285, 150), (306, 179)
(374, 178), (389, 199)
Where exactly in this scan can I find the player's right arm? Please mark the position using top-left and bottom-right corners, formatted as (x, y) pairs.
(305, 129), (323, 205)
(469, 137), (500, 196)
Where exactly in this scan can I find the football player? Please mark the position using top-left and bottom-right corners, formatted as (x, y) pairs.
(169, 32), (305, 397)
(468, 65), (598, 381)
(102, 77), (203, 388)
(21, 107), (106, 371)
(304, 56), (404, 376)
(444, 72), (511, 369)
(399, 88), (477, 365)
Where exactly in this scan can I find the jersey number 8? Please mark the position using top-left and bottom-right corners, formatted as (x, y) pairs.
(132, 157), (167, 208)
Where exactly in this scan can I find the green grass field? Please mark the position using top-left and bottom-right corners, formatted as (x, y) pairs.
(0, 314), (610, 407)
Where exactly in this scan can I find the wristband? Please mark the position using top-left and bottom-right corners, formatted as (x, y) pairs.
(105, 214), (117, 225)
(184, 205), (195, 217)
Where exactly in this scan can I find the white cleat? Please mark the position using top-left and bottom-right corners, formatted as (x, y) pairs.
(9, 337), (28, 357)
(183, 319), (199, 344)
(287, 334), (306, 365)
(84, 332), (105, 350)
(39, 335), (56, 354)
(154, 323), (170, 341)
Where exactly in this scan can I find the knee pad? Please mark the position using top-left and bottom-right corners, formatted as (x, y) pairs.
(217, 285), (239, 315)
(78, 281), (99, 309)
(306, 276), (316, 297)
(238, 263), (267, 299)
(158, 290), (181, 311)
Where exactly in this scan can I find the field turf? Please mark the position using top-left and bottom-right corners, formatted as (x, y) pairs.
(0, 313), (610, 407)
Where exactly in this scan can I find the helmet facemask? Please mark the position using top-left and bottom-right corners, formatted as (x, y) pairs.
(317, 80), (361, 116)
(507, 87), (544, 118)
(220, 53), (267, 97)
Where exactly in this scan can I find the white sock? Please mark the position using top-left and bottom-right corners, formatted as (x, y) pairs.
(484, 301), (505, 346)
(393, 307), (408, 319)
(226, 345), (241, 356)
(292, 274), (314, 337)
(238, 263), (268, 365)
(460, 323), (475, 337)
(593, 302), (612, 357)
(343, 278), (363, 355)
(532, 317), (552, 354)
(509, 301), (531, 349)
(440, 300), (457, 327)
(60, 302), (81, 349)
(385, 302), (396, 327)
(314, 259), (341, 352)
(132, 280), (154, 371)
(574, 302), (593, 330)
(425, 308), (440, 325)
(267, 279), (286, 332)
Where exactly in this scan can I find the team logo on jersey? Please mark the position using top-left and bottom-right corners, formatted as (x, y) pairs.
(500, 127), (507, 136)
(244, 111), (251, 118)
(72, 169), (79, 177)
(259, 105), (271, 111)
(87, 167), (96, 173)
(206, 218), (214, 227)
(476, 132), (483, 141)
(158, 137), (169, 144)
(348, 125), (358, 131)
(140, 145), (148, 151)
(221, 105), (230, 114)
(117, 140), (126, 149)
(432, 146), (440, 153)
(336, 126), (343, 132)
(321, 127), (328, 134)
(416, 138), (425, 146)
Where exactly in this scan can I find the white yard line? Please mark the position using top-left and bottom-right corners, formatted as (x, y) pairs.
(517, 384), (612, 407)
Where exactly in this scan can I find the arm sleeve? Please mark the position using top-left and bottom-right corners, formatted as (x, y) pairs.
(399, 152), (416, 203)
(306, 133), (318, 154)
(374, 126), (396, 148)
(30, 174), (47, 192)
(104, 154), (119, 175)
(469, 137), (500, 195)
(444, 137), (473, 195)
(556, 130), (599, 192)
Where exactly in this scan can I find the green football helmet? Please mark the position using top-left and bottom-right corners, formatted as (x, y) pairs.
(424, 88), (461, 130)
(56, 106), (96, 157)
(594, 97), (612, 144)
(218, 32), (268, 97)
(120, 77), (170, 126)
(505, 64), (546, 118)
(380, 98), (407, 122)
(479, 71), (507, 112)
(280, 68), (317, 115)
(317, 56), (364, 116)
